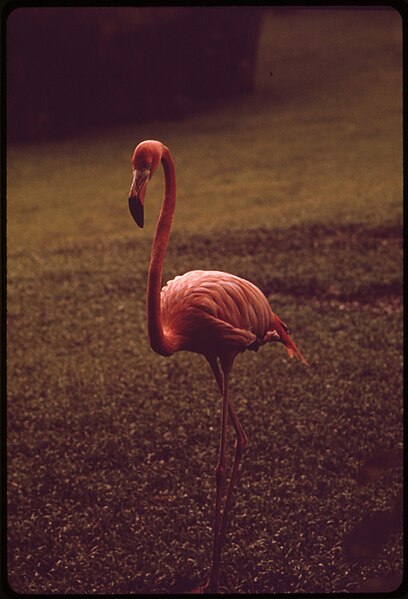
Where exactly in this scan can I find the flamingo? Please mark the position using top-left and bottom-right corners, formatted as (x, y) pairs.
(128, 140), (308, 593)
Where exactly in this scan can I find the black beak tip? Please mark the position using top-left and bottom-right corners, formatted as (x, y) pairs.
(128, 196), (144, 228)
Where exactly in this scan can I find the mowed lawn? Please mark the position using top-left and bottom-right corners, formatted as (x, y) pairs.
(7, 8), (403, 595)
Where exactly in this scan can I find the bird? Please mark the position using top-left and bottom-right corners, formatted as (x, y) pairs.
(128, 139), (308, 593)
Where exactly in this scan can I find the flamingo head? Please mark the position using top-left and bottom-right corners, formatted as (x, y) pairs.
(128, 140), (163, 228)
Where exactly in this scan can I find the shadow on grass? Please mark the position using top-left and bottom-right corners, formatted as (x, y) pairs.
(342, 445), (403, 593)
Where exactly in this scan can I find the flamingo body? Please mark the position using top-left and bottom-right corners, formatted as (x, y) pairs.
(160, 269), (306, 362)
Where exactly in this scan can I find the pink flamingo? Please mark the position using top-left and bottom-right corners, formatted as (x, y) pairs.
(128, 140), (308, 593)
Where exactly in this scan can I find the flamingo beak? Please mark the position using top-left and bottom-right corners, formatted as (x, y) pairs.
(128, 169), (149, 228)
(128, 195), (144, 228)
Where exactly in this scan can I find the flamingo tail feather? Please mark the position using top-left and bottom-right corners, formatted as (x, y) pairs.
(274, 317), (309, 366)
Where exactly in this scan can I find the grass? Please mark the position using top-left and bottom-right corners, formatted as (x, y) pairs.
(7, 7), (403, 595)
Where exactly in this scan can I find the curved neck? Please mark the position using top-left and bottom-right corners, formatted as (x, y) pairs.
(147, 145), (176, 356)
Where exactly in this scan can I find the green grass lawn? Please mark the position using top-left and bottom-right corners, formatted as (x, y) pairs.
(7, 8), (403, 595)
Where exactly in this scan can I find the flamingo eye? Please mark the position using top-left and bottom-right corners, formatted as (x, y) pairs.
(144, 163), (152, 170)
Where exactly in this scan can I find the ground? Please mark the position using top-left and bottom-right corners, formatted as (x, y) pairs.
(7, 7), (403, 595)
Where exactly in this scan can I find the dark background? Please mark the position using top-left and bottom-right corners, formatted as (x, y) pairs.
(7, 7), (263, 142)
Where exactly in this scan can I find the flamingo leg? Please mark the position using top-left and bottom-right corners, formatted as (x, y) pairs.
(215, 398), (247, 575)
(206, 356), (247, 441)
(204, 356), (247, 592)
(210, 363), (230, 592)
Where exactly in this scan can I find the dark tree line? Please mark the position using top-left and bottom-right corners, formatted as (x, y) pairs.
(7, 7), (264, 142)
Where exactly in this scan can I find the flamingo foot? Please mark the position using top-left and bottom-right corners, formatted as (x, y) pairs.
(189, 577), (212, 594)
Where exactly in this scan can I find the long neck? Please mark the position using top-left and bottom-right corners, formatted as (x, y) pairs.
(146, 146), (176, 356)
